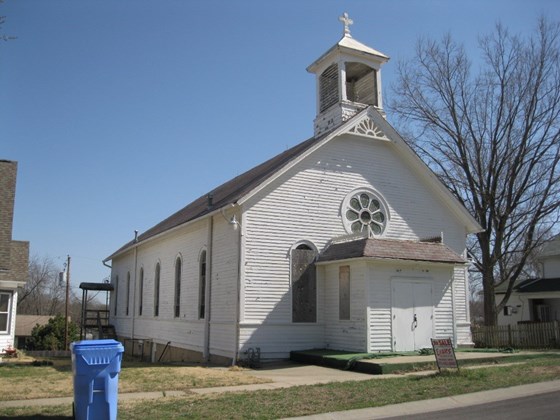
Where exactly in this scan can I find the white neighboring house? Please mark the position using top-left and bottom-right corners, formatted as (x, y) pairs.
(497, 235), (560, 326)
(0, 160), (29, 353)
(104, 15), (481, 363)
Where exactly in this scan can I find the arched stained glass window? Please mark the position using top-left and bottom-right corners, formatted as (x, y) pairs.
(291, 243), (317, 323)
(199, 251), (207, 319)
(154, 263), (160, 317)
(138, 267), (144, 316)
(174, 257), (182, 318)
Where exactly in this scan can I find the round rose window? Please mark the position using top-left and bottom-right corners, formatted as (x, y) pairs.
(342, 190), (388, 236)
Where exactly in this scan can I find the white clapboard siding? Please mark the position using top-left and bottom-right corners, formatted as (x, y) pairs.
(242, 135), (468, 355)
(453, 266), (468, 323)
(110, 211), (241, 357)
(129, 318), (205, 351)
(238, 323), (325, 360)
(324, 262), (368, 352)
(367, 264), (394, 352)
(206, 215), (240, 358)
(111, 218), (211, 351)
(209, 216), (239, 324)
(209, 322), (236, 358)
(432, 268), (455, 339)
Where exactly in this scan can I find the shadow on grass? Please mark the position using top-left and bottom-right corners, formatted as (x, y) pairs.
(0, 416), (71, 420)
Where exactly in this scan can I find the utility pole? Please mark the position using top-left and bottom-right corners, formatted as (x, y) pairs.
(64, 255), (71, 350)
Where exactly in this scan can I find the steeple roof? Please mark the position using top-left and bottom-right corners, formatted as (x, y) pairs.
(307, 35), (389, 74)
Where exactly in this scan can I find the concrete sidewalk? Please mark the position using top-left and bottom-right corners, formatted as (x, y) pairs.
(0, 390), (188, 409)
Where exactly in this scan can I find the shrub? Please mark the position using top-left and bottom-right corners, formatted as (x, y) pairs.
(29, 315), (79, 350)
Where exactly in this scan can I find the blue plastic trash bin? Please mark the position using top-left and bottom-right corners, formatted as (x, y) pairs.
(71, 339), (124, 420)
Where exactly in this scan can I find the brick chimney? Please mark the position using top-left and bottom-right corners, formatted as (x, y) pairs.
(0, 160), (17, 270)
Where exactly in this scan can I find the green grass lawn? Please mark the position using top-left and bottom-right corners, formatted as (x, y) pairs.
(2, 354), (560, 419)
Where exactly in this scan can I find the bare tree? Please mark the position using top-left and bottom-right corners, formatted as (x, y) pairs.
(18, 255), (65, 315)
(390, 18), (560, 325)
(0, 0), (16, 42)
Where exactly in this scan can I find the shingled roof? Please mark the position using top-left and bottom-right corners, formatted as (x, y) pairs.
(105, 133), (327, 261)
(105, 104), (481, 262)
(317, 237), (466, 264)
(495, 277), (560, 294)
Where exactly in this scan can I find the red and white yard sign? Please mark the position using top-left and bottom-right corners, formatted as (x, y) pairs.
(431, 338), (459, 370)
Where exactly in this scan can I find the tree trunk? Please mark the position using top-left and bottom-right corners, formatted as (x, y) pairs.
(483, 269), (498, 326)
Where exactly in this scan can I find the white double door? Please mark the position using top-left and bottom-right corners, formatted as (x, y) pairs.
(392, 279), (434, 351)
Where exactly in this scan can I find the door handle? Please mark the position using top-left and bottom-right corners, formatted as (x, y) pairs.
(413, 314), (418, 329)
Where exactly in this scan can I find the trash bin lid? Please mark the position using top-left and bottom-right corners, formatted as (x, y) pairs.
(71, 339), (124, 352)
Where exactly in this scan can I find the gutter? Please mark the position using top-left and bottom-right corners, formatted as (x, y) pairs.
(103, 206), (229, 264)
(315, 256), (468, 267)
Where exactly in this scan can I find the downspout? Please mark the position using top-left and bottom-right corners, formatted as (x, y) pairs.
(132, 230), (139, 342)
(221, 205), (243, 366)
(204, 195), (214, 362)
(232, 211), (243, 365)
(102, 261), (112, 327)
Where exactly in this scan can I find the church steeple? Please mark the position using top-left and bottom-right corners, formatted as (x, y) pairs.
(307, 13), (389, 136)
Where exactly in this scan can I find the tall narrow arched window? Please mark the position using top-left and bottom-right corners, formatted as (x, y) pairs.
(154, 263), (160, 317)
(199, 250), (207, 319)
(126, 271), (131, 316)
(291, 243), (317, 323)
(174, 257), (182, 318)
(113, 275), (119, 316)
(138, 267), (144, 316)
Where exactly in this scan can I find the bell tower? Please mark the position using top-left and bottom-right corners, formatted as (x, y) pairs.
(307, 13), (389, 136)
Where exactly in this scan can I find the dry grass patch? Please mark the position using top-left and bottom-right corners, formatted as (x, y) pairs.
(530, 364), (560, 375)
(0, 359), (269, 401)
(0, 359), (72, 401)
(119, 365), (270, 393)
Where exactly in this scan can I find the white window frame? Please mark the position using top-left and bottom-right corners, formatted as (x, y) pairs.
(0, 291), (12, 334)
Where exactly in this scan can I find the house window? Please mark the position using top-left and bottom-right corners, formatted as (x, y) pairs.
(174, 257), (182, 318)
(291, 244), (317, 323)
(199, 251), (207, 319)
(138, 268), (144, 316)
(113, 276), (119, 316)
(0, 292), (12, 334)
(339, 266), (350, 320)
(126, 271), (131, 316)
(154, 263), (160, 317)
(342, 188), (389, 236)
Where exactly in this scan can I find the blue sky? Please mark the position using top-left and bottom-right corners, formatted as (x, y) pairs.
(2, 0), (560, 297)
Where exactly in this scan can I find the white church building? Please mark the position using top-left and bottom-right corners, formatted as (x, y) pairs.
(104, 14), (481, 363)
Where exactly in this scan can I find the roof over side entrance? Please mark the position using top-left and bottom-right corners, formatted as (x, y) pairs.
(317, 237), (466, 265)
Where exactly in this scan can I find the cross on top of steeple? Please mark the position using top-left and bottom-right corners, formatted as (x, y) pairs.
(339, 12), (353, 37)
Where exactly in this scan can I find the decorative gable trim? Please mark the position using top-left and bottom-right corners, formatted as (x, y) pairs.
(345, 115), (390, 141)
